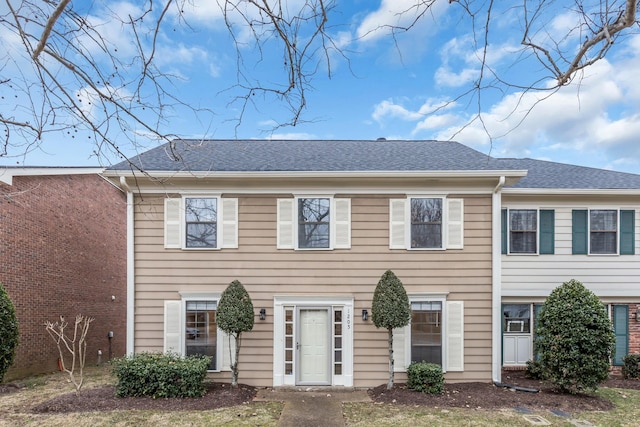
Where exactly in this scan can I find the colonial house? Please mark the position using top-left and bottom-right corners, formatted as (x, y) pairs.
(102, 139), (640, 388)
(0, 168), (127, 380)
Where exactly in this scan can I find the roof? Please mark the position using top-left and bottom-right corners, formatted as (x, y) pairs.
(499, 158), (640, 190)
(105, 139), (640, 191)
(107, 139), (509, 172)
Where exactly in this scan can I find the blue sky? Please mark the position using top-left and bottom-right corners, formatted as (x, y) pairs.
(1, 1), (640, 174)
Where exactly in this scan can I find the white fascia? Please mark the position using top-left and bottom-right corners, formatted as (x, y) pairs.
(0, 167), (104, 185)
(503, 188), (640, 196)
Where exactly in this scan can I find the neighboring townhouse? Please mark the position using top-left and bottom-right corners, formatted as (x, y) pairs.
(102, 139), (640, 388)
(499, 159), (640, 370)
(0, 167), (127, 380)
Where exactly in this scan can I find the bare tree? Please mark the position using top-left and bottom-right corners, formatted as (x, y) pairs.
(1, 1), (637, 166)
(44, 314), (94, 393)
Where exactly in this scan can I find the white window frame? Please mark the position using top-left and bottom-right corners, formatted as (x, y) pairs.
(589, 208), (619, 255)
(164, 292), (232, 373)
(164, 195), (238, 250)
(405, 294), (448, 370)
(389, 196), (464, 250)
(507, 208), (539, 255)
(277, 196), (351, 250)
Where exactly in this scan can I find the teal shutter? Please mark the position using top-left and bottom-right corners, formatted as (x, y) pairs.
(620, 210), (635, 255)
(612, 305), (629, 366)
(572, 210), (588, 254)
(501, 209), (507, 254)
(539, 210), (555, 254)
(533, 304), (544, 360)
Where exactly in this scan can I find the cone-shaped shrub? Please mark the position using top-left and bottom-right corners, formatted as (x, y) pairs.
(371, 270), (410, 389)
(216, 280), (254, 387)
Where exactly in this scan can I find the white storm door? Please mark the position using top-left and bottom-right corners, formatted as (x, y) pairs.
(298, 309), (330, 385)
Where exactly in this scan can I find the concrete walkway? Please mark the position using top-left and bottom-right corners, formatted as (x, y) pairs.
(254, 388), (371, 427)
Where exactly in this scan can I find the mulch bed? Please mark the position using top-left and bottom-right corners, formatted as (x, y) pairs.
(2, 370), (640, 413)
(369, 370), (640, 412)
(29, 383), (256, 413)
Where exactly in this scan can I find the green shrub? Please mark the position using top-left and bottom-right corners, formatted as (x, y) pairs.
(535, 279), (615, 393)
(372, 270), (411, 390)
(216, 280), (254, 388)
(112, 352), (211, 398)
(407, 362), (444, 394)
(525, 359), (543, 380)
(622, 354), (640, 379)
(0, 282), (19, 382)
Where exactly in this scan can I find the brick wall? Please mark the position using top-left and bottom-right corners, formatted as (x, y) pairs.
(629, 303), (640, 356)
(0, 173), (126, 381)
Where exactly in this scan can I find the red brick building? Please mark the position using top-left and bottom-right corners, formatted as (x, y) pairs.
(0, 168), (126, 381)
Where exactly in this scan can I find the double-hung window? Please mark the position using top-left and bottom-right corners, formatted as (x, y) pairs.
(185, 198), (217, 248)
(392, 296), (464, 372)
(390, 197), (464, 250)
(410, 198), (443, 249)
(410, 301), (443, 365)
(164, 196), (238, 249)
(509, 210), (537, 254)
(572, 209), (635, 255)
(298, 198), (331, 249)
(277, 196), (351, 250)
(185, 301), (217, 370)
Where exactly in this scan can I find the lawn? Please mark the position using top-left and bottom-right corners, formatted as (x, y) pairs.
(2, 365), (640, 426)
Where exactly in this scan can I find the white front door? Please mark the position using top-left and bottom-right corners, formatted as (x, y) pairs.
(298, 308), (330, 385)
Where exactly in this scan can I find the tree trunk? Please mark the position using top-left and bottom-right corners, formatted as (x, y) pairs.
(231, 333), (242, 388)
(387, 328), (394, 390)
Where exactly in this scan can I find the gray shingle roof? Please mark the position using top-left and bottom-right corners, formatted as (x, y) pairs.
(107, 139), (640, 190)
(108, 139), (506, 172)
(499, 158), (640, 189)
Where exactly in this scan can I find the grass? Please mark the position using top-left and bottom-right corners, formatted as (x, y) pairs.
(3, 366), (640, 426)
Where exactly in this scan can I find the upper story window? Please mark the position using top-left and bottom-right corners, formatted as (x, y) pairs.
(185, 198), (217, 248)
(590, 210), (617, 254)
(410, 198), (443, 249)
(572, 209), (635, 255)
(277, 196), (351, 250)
(164, 196), (238, 250)
(509, 210), (537, 254)
(298, 198), (330, 249)
(390, 197), (464, 250)
(501, 208), (555, 255)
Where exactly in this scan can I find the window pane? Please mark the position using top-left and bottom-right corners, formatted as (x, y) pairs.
(186, 223), (217, 248)
(410, 198), (442, 248)
(590, 210), (616, 231)
(185, 198), (217, 248)
(411, 302), (442, 365)
(591, 232), (617, 254)
(510, 231), (536, 253)
(502, 304), (530, 333)
(185, 303), (216, 370)
(510, 210), (536, 231)
(298, 198), (330, 248)
(186, 198), (217, 222)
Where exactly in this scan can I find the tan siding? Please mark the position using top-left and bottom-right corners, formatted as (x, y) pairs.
(133, 194), (493, 387)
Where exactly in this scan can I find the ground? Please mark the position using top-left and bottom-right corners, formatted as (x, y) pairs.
(0, 370), (639, 413)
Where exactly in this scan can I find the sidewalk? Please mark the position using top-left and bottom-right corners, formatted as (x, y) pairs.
(254, 388), (371, 427)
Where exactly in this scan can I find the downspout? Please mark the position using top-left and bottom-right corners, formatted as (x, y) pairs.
(120, 177), (135, 356)
(492, 176), (505, 384)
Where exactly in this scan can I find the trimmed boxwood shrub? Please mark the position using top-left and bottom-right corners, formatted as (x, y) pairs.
(112, 352), (211, 398)
(535, 279), (615, 393)
(622, 354), (640, 379)
(407, 361), (444, 394)
(0, 282), (19, 382)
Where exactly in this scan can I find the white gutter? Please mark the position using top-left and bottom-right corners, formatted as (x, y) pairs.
(103, 169), (529, 180)
(492, 176), (505, 384)
(120, 177), (135, 356)
(0, 167), (104, 185)
(503, 188), (640, 196)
